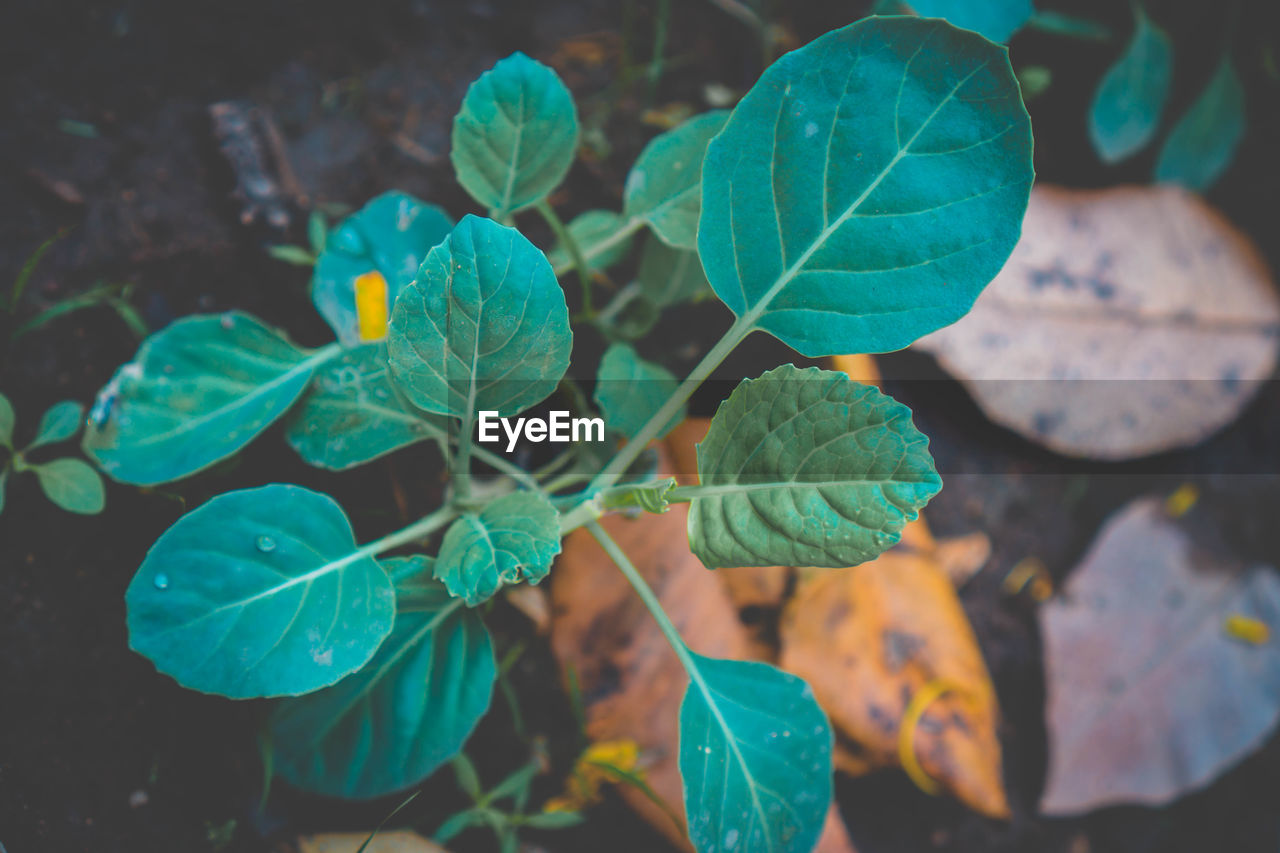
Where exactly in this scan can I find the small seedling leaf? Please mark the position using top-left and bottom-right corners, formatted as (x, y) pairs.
(435, 491), (561, 606)
(388, 215), (571, 419)
(1088, 5), (1172, 163)
(451, 52), (580, 218)
(30, 400), (85, 449)
(34, 457), (105, 514)
(905, 0), (1033, 43)
(1155, 56), (1246, 191)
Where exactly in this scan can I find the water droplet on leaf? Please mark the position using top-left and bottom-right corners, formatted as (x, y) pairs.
(153, 573), (170, 590)
(256, 535), (277, 553)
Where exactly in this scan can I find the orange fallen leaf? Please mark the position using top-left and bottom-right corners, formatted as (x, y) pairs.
(779, 535), (1010, 819)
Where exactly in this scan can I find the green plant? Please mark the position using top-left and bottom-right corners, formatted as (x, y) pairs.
(84, 16), (1032, 851)
(0, 393), (104, 515)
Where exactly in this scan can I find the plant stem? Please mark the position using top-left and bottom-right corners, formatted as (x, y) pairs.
(586, 519), (698, 675)
(536, 199), (595, 319)
(594, 281), (642, 325)
(468, 441), (540, 491)
(589, 314), (753, 491)
(358, 505), (458, 558)
(454, 412), (476, 500)
(559, 496), (603, 535)
(550, 218), (644, 279)
(646, 0), (671, 105)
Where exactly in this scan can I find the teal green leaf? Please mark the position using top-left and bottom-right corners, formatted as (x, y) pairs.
(34, 457), (105, 514)
(906, 0), (1033, 43)
(1155, 56), (1246, 191)
(435, 491), (561, 606)
(689, 365), (940, 569)
(0, 391), (14, 448)
(388, 215), (572, 419)
(1088, 5), (1172, 163)
(82, 313), (329, 486)
(679, 653), (832, 853)
(285, 343), (444, 470)
(548, 209), (634, 272)
(698, 17), (1033, 356)
(637, 235), (712, 308)
(126, 484), (394, 699)
(594, 343), (683, 441)
(30, 400), (84, 449)
(270, 558), (495, 798)
(312, 191), (454, 347)
(451, 52), (580, 218)
(623, 111), (729, 249)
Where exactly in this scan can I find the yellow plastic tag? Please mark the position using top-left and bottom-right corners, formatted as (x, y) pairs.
(354, 270), (389, 341)
(1224, 614), (1270, 645)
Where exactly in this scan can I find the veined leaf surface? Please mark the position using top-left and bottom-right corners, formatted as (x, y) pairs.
(31, 401), (84, 448)
(285, 343), (443, 470)
(388, 215), (571, 419)
(435, 491), (561, 606)
(624, 110), (729, 249)
(126, 484), (394, 699)
(83, 313), (331, 486)
(689, 365), (940, 569)
(698, 17), (1033, 356)
(1088, 5), (1172, 163)
(451, 52), (579, 218)
(312, 191), (453, 347)
(680, 653), (832, 853)
(271, 558), (495, 798)
(34, 458), (104, 514)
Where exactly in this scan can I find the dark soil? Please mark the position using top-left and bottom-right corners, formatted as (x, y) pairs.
(2, 2), (1278, 852)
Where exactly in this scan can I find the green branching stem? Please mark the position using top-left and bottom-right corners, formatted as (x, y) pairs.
(588, 314), (754, 492)
(549, 217), (645, 279)
(535, 199), (595, 319)
(586, 517), (702, 682)
(357, 504), (458, 559)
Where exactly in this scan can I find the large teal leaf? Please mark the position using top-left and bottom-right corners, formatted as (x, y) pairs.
(435, 491), (561, 606)
(905, 0), (1033, 43)
(594, 343), (683, 441)
(270, 557), (495, 798)
(689, 365), (940, 569)
(83, 313), (332, 486)
(698, 17), (1033, 356)
(1088, 5), (1172, 163)
(451, 52), (580, 218)
(126, 484), (394, 699)
(34, 457), (105, 514)
(1155, 56), (1246, 191)
(623, 111), (729, 249)
(285, 343), (443, 470)
(312, 191), (454, 347)
(387, 215), (572, 419)
(680, 653), (832, 853)
(30, 400), (84, 449)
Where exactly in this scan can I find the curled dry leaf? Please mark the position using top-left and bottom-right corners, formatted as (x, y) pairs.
(549, 440), (857, 853)
(916, 185), (1280, 459)
(778, 522), (1010, 819)
(1040, 497), (1280, 815)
